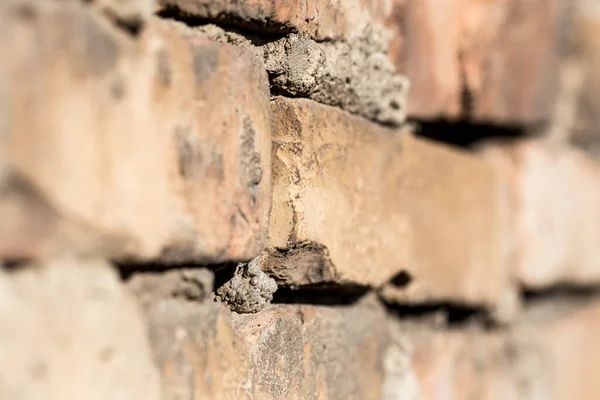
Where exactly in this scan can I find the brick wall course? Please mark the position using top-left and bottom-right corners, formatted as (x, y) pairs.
(1, 1), (600, 399)
(130, 281), (406, 400)
(266, 96), (512, 311)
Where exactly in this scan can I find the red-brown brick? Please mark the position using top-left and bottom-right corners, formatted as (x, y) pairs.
(388, 0), (564, 125)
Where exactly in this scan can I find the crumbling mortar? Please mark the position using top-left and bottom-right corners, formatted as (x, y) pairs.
(158, 17), (409, 127)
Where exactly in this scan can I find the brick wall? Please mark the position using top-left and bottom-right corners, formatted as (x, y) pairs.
(2, 0), (600, 399)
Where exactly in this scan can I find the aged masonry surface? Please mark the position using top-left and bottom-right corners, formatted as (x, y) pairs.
(2, 0), (600, 399)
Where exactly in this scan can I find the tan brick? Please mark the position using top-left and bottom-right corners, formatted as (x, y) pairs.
(150, 20), (272, 263)
(134, 289), (410, 400)
(0, 259), (161, 400)
(0, 3), (271, 263)
(388, 0), (563, 124)
(266, 97), (511, 309)
(485, 140), (600, 289)
(156, 0), (392, 42)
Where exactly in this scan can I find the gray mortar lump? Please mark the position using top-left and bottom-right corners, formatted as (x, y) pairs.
(215, 257), (278, 313)
(193, 22), (410, 126)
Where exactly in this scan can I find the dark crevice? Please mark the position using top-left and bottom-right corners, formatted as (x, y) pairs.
(384, 300), (496, 329)
(519, 283), (600, 322)
(116, 261), (229, 282)
(272, 285), (370, 306)
(389, 271), (412, 287)
(458, 50), (474, 120)
(522, 282), (600, 304)
(156, 7), (289, 45)
(2, 258), (32, 272)
(213, 262), (238, 292)
(109, 14), (144, 36)
(411, 119), (538, 149)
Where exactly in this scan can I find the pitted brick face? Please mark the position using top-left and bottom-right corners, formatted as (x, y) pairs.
(240, 116), (263, 204)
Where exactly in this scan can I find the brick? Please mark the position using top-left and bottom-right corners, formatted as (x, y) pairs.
(133, 287), (410, 400)
(535, 299), (600, 400)
(0, 1), (170, 260)
(0, 259), (161, 400)
(265, 97), (511, 310)
(0, 3), (272, 263)
(388, 0), (564, 125)
(408, 328), (549, 400)
(150, 20), (272, 263)
(408, 299), (600, 400)
(156, 0), (392, 42)
(484, 140), (600, 289)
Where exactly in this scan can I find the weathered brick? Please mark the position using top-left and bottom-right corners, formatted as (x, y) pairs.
(151, 20), (272, 263)
(132, 284), (410, 400)
(0, 0), (170, 260)
(388, 0), (564, 125)
(484, 140), (600, 289)
(156, 0), (392, 42)
(0, 3), (272, 263)
(408, 299), (600, 400)
(266, 97), (512, 310)
(0, 259), (161, 400)
(408, 328), (549, 400)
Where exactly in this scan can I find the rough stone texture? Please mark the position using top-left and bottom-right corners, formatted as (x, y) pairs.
(484, 140), (600, 289)
(134, 290), (410, 400)
(0, 4), (272, 263)
(151, 20), (272, 263)
(263, 32), (408, 126)
(188, 21), (409, 126)
(214, 257), (278, 313)
(156, 0), (393, 42)
(267, 97), (512, 311)
(388, 0), (564, 125)
(0, 259), (161, 400)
